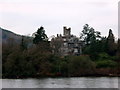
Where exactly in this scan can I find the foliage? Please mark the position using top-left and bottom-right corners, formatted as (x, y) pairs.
(116, 39), (120, 61)
(33, 26), (48, 44)
(98, 53), (111, 60)
(51, 37), (63, 56)
(96, 60), (117, 68)
(20, 36), (27, 50)
(2, 26), (120, 78)
(106, 29), (117, 56)
(80, 24), (101, 45)
(67, 56), (96, 76)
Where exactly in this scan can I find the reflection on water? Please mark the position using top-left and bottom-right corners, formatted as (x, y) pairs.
(2, 77), (118, 88)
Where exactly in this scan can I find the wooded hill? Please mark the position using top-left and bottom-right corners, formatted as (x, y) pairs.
(2, 25), (120, 78)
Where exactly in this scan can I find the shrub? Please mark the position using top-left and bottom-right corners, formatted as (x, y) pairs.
(96, 60), (117, 68)
(68, 55), (96, 76)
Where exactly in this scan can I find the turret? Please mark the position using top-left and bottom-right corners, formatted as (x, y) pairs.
(63, 26), (71, 36)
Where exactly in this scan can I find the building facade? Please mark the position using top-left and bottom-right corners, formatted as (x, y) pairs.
(51, 26), (83, 56)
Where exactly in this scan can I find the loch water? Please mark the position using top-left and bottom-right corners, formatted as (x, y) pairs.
(2, 77), (119, 88)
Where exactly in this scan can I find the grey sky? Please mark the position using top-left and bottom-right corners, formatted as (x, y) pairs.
(0, 0), (119, 39)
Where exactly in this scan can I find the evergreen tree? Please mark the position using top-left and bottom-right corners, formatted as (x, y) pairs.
(80, 24), (101, 59)
(116, 39), (120, 61)
(107, 29), (116, 55)
(33, 26), (48, 44)
(117, 39), (120, 52)
(99, 37), (108, 52)
(20, 36), (27, 50)
(80, 24), (101, 45)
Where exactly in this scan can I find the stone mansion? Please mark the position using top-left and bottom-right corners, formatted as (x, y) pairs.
(51, 26), (83, 56)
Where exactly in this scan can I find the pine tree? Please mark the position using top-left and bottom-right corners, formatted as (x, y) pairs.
(116, 39), (120, 58)
(20, 36), (27, 50)
(107, 29), (116, 55)
(33, 26), (48, 44)
(118, 39), (120, 52)
(80, 24), (101, 45)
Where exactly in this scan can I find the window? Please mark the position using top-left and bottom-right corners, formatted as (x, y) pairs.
(74, 49), (78, 53)
(64, 43), (67, 46)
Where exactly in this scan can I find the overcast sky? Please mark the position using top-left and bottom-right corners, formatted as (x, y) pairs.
(0, 0), (119, 39)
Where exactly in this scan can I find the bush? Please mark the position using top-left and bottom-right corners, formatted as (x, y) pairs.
(68, 55), (96, 76)
(98, 53), (111, 59)
(96, 60), (117, 68)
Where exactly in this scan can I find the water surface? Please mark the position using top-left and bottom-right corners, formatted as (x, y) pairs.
(2, 77), (118, 88)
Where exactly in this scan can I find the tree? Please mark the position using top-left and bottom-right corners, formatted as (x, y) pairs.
(20, 36), (27, 50)
(116, 39), (120, 61)
(68, 56), (96, 76)
(80, 24), (101, 59)
(33, 26), (48, 44)
(99, 37), (108, 52)
(51, 37), (63, 56)
(107, 29), (117, 56)
(80, 24), (101, 45)
(117, 39), (120, 53)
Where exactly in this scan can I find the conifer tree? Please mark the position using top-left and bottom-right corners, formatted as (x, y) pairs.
(20, 36), (27, 50)
(107, 29), (116, 55)
(80, 24), (101, 45)
(33, 26), (48, 44)
(116, 39), (120, 57)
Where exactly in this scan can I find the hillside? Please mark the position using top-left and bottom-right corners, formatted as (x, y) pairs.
(0, 27), (22, 44)
(0, 27), (33, 45)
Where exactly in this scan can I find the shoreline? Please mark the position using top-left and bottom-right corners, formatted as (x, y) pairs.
(2, 74), (120, 79)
